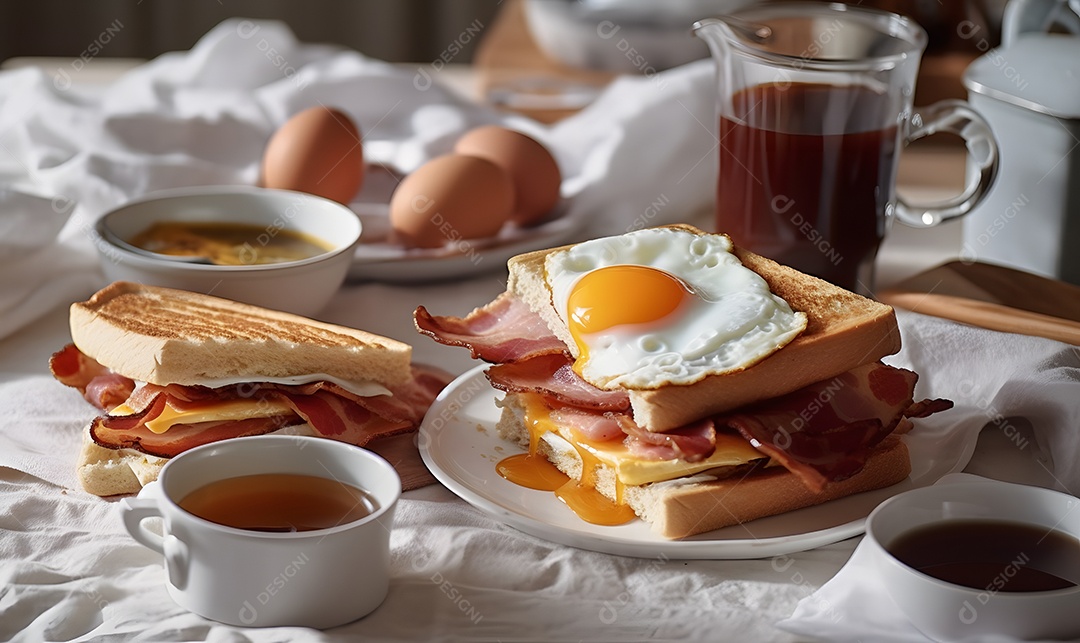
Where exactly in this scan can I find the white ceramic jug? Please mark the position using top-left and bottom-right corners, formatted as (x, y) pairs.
(962, 0), (1080, 282)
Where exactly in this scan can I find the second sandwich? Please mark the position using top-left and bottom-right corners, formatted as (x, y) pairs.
(52, 281), (452, 497)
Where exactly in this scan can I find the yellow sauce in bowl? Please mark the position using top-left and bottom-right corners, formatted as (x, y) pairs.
(129, 222), (332, 266)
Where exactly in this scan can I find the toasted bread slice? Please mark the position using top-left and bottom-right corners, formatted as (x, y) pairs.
(70, 281), (412, 387)
(77, 432), (167, 497)
(506, 224), (900, 432)
(497, 393), (910, 539)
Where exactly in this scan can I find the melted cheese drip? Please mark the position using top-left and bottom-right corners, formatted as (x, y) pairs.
(495, 393), (770, 528)
(111, 397), (295, 434)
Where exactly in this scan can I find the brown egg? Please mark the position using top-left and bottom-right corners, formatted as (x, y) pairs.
(261, 106), (364, 204)
(389, 154), (514, 249)
(454, 125), (561, 226)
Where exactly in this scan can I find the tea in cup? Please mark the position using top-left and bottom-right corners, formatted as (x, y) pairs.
(119, 435), (401, 628)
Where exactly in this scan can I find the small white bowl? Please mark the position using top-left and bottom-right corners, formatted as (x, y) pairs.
(865, 476), (1080, 641)
(92, 186), (361, 316)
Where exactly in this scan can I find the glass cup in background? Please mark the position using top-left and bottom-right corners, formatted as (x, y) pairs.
(694, 3), (999, 295)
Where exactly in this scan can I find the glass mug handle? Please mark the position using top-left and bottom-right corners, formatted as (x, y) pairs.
(893, 100), (999, 228)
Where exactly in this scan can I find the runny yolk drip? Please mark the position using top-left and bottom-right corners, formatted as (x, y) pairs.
(554, 481), (636, 526)
(566, 265), (693, 368)
(495, 395), (636, 526)
(496, 454), (566, 491)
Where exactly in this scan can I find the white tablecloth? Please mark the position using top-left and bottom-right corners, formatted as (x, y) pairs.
(2, 18), (1078, 643)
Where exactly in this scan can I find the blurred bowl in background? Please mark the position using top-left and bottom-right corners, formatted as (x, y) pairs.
(93, 186), (362, 316)
(523, 0), (753, 72)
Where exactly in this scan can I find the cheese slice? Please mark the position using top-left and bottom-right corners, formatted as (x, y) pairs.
(110, 397), (296, 434)
(522, 395), (764, 486)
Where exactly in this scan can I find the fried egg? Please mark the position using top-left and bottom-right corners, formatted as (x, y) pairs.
(544, 228), (807, 390)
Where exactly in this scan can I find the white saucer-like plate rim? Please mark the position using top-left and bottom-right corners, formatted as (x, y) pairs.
(418, 364), (974, 560)
(347, 200), (584, 283)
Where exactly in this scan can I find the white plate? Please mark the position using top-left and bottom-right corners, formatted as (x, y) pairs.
(348, 203), (583, 283)
(418, 365), (976, 560)
(346, 165), (584, 283)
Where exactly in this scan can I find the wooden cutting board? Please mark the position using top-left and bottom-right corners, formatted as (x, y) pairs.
(878, 261), (1080, 345)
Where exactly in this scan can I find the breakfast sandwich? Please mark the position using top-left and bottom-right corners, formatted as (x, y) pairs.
(51, 281), (452, 496)
(415, 224), (951, 539)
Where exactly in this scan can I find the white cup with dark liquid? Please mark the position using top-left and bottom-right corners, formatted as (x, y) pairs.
(865, 474), (1080, 641)
(119, 435), (401, 628)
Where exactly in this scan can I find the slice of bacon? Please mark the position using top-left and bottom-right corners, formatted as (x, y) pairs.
(512, 360), (950, 482)
(415, 291), (567, 363)
(50, 344), (135, 411)
(718, 362), (952, 492)
(96, 394), (169, 431)
(521, 391), (716, 460)
(122, 363), (453, 426)
(617, 416), (717, 463)
(548, 407), (626, 442)
(485, 354), (630, 412)
(353, 364), (454, 425)
(84, 374), (136, 412)
(278, 389), (409, 440)
(90, 386), (415, 459)
(904, 398), (954, 419)
(91, 415), (300, 459)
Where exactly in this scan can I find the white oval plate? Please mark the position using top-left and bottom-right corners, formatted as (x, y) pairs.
(418, 365), (976, 560)
(348, 203), (583, 283)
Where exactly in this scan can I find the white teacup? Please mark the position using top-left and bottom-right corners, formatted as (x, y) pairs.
(119, 435), (401, 628)
(865, 475), (1080, 641)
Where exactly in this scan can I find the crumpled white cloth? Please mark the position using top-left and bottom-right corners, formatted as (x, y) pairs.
(0, 17), (716, 341)
(890, 310), (1080, 492)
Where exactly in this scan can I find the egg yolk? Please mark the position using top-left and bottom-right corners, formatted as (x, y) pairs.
(566, 265), (692, 364)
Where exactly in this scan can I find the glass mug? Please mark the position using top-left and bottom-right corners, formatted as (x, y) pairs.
(693, 3), (999, 294)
